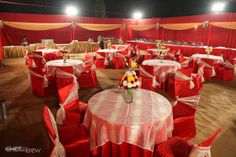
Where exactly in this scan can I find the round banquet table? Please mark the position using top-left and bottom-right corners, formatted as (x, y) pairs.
(147, 48), (169, 53)
(36, 48), (60, 54)
(83, 88), (173, 153)
(191, 54), (224, 64)
(45, 59), (85, 77)
(36, 48), (61, 61)
(142, 59), (181, 88)
(97, 49), (117, 53)
(112, 44), (129, 50)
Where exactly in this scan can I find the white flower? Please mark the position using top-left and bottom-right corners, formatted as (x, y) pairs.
(123, 80), (128, 86)
(131, 71), (136, 75)
(127, 83), (132, 88)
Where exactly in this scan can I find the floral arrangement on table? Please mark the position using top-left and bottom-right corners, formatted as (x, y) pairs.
(158, 46), (167, 62)
(156, 40), (162, 49)
(120, 59), (140, 103)
(60, 47), (70, 63)
(205, 46), (213, 55)
(107, 40), (112, 49)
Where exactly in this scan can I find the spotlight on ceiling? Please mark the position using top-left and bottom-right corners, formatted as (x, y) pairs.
(211, 2), (226, 12)
(65, 6), (78, 16)
(133, 11), (143, 19)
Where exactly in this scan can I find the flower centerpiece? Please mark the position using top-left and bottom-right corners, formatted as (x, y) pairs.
(120, 59), (140, 103)
(60, 48), (70, 63)
(159, 46), (167, 63)
(107, 40), (112, 49)
(205, 46), (213, 56)
(156, 40), (162, 49)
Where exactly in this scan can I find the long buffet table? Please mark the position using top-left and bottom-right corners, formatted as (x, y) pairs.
(3, 42), (105, 58)
(3, 41), (236, 61)
(126, 41), (236, 61)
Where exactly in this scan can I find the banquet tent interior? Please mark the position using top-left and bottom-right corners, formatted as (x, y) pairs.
(0, 0), (236, 157)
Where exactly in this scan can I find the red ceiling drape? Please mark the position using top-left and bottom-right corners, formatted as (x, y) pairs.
(1, 12), (236, 48)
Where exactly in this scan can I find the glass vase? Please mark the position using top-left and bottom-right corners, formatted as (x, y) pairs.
(125, 88), (133, 103)
(63, 56), (67, 63)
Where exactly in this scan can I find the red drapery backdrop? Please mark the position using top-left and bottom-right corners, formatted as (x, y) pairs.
(0, 12), (236, 48)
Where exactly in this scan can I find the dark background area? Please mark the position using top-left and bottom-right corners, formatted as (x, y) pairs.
(0, 0), (236, 18)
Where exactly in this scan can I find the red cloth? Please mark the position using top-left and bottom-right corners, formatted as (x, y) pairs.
(28, 67), (55, 96)
(91, 141), (153, 157)
(77, 63), (98, 88)
(154, 137), (194, 157)
(43, 106), (90, 157)
(199, 128), (222, 147)
(172, 100), (197, 140)
(56, 66), (75, 90)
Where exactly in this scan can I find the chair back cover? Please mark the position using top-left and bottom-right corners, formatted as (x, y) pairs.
(172, 95), (200, 118)
(43, 106), (66, 157)
(56, 83), (79, 125)
(189, 128), (221, 157)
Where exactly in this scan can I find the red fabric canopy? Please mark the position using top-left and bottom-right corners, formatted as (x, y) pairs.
(0, 12), (236, 48)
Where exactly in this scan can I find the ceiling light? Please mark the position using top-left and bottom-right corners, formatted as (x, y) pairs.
(211, 2), (226, 12)
(133, 11), (143, 19)
(65, 6), (78, 16)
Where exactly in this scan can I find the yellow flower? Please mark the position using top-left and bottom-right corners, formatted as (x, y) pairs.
(130, 60), (137, 69)
(127, 75), (134, 83)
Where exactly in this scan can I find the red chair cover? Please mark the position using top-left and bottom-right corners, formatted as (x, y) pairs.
(199, 128), (222, 147)
(57, 83), (80, 124)
(198, 58), (217, 81)
(140, 65), (160, 92)
(77, 63), (98, 88)
(32, 51), (45, 68)
(143, 50), (155, 60)
(167, 69), (198, 98)
(111, 52), (126, 69)
(29, 67), (55, 96)
(189, 128), (221, 157)
(43, 106), (90, 157)
(215, 60), (234, 81)
(172, 96), (200, 140)
(154, 137), (194, 157)
(155, 128), (221, 157)
(55, 66), (76, 90)
(95, 52), (106, 68)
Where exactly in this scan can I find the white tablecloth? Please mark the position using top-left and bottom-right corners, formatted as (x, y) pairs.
(191, 54), (224, 63)
(83, 88), (173, 151)
(142, 59), (181, 85)
(36, 48), (60, 55)
(45, 59), (84, 77)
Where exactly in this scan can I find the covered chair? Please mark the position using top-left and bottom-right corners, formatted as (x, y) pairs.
(84, 49), (95, 64)
(215, 60), (234, 81)
(77, 63), (98, 88)
(31, 51), (46, 69)
(172, 95), (200, 140)
(28, 67), (55, 96)
(167, 68), (198, 98)
(43, 106), (90, 157)
(143, 49), (156, 60)
(189, 128), (222, 157)
(111, 52), (126, 69)
(198, 58), (216, 81)
(154, 137), (194, 157)
(55, 66), (77, 90)
(56, 83), (84, 126)
(154, 128), (221, 157)
(94, 51), (107, 68)
(139, 64), (160, 92)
